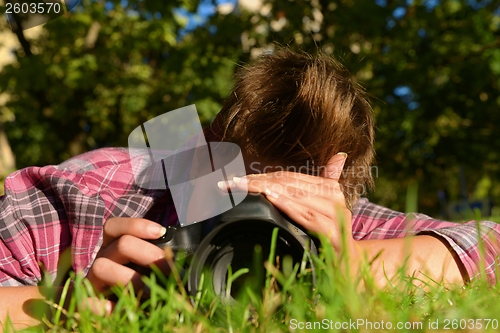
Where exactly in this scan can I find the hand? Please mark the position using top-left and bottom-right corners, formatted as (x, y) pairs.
(84, 217), (169, 313)
(221, 153), (353, 253)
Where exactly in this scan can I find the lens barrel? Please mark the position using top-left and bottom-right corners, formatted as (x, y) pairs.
(187, 194), (317, 300)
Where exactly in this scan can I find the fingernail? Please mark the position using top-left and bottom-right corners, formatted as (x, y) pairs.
(105, 301), (113, 315)
(233, 176), (248, 184)
(149, 224), (166, 237)
(336, 152), (348, 159)
(217, 180), (234, 189)
(265, 188), (279, 199)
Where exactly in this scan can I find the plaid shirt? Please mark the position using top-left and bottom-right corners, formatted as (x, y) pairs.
(0, 148), (498, 286)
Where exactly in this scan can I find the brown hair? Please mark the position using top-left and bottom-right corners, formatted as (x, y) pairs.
(209, 49), (375, 208)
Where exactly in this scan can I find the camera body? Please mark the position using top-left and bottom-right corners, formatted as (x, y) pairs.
(150, 194), (319, 299)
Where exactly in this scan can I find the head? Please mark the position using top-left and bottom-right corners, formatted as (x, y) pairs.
(207, 49), (375, 208)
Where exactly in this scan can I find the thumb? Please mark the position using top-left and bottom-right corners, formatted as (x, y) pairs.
(322, 152), (348, 180)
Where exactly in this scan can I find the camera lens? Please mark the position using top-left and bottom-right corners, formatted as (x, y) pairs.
(188, 219), (314, 300)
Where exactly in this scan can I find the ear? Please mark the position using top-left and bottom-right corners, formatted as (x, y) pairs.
(321, 152), (348, 181)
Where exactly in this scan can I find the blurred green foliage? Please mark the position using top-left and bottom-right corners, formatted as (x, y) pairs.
(0, 0), (499, 215)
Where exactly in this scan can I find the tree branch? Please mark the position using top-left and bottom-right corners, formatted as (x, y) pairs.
(9, 11), (32, 56)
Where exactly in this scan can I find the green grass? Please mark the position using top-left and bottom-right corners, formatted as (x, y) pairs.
(5, 232), (500, 333)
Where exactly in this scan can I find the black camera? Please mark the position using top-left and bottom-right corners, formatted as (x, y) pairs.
(148, 193), (319, 300)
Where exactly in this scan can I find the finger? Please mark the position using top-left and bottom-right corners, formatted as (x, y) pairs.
(87, 257), (145, 292)
(216, 179), (236, 193)
(102, 217), (167, 248)
(263, 192), (337, 238)
(80, 297), (115, 316)
(230, 173), (341, 197)
(273, 182), (345, 219)
(246, 171), (326, 185)
(98, 235), (167, 266)
(321, 152), (348, 181)
(216, 168), (339, 194)
(265, 192), (351, 244)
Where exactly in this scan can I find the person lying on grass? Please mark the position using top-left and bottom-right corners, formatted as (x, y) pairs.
(1, 48), (499, 331)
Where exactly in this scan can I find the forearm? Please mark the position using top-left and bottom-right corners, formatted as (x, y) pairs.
(351, 235), (465, 289)
(0, 286), (49, 332)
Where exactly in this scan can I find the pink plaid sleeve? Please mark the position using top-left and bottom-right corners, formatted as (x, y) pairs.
(0, 148), (177, 286)
(352, 198), (500, 284)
